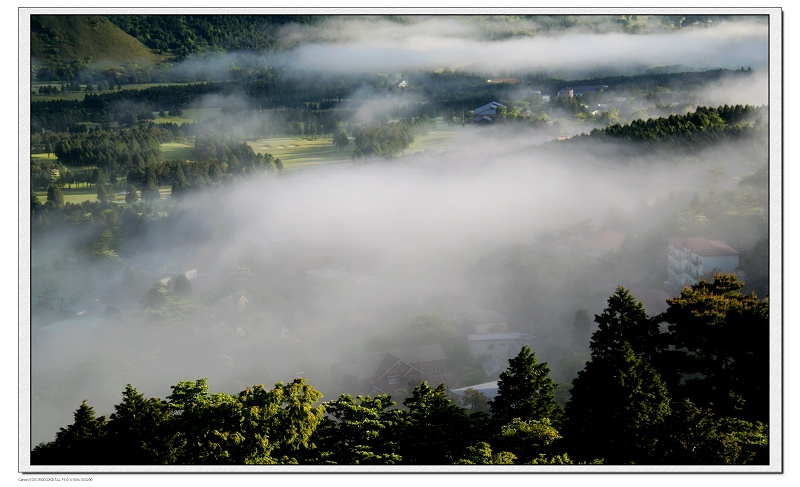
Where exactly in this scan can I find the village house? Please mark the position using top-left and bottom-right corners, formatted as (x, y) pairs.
(557, 85), (609, 98)
(470, 101), (506, 124)
(467, 332), (534, 360)
(666, 237), (740, 291)
(334, 344), (451, 397)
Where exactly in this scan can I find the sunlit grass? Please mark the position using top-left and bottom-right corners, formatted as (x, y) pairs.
(161, 142), (195, 161)
(33, 186), (172, 206)
(246, 121), (464, 170)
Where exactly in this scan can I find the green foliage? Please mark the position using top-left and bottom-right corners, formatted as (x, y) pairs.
(454, 442), (516, 465)
(46, 183), (64, 207)
(124, 184), (139, 204)
(460, 388), (491, 415)
(582, 104), (765, 149)
(32, 401), (108, 465)
(352, 122), (415, 159)
(173, 274), (192, 297)
(591, 286), (662, 362)
(333, 130), (350, 151)
(33, 377), (327, 465)
(106, 385), (174, 464)
(495, 418), (562, 464)
(400, 382), (471, 464)
(490, 345), (563, 425)
(658, 399), (768, 465)
(657, 274), (769, 422)
(565, 342), (671, 464)
(312, 394), (404, 464)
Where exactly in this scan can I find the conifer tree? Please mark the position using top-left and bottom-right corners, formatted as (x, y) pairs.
(490, 345), (563, 425)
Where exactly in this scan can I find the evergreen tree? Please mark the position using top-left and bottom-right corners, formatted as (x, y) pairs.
(565, 342), (671, 464)
(399, 382), (471, 464)
(125, 184), (139, 204)
(31, 190), (42, 212)
(106, 385), (174, 464)
(489, 345), (563, 426)
(32, 401), (108, 464)
(657, 398), (769, 465)
(173, 274), (192, 298)
(312, 394), (404, 464)
(657, 274), (769, 423)
(591, 286), (662, 363)
(46, 183), (64, 208)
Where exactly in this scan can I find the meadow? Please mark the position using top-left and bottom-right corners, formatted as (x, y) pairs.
(31, 120), (463, 205)
(247, 120), (463, 170)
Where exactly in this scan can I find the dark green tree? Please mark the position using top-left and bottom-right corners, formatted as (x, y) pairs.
(657, 398), (768, 465)
(173, 274), (192, 298)
(46, 183), (64, 208)
(591, 286), (662, 363)
(312, 394), (404, 464)
(31, 190), (42, 212)
(564, 341), (671, 464)
(454, 441), (516, 465)
(399, 382), (471, 464)
(97, 182), (115, 203)
(657, 274), (769, 423)
(125, 184), (139, 204)
(106, 385), (174, 464)
(32, 401), (108, 464)
(333, 130), (349, 151)
(489, 345), (563, 425)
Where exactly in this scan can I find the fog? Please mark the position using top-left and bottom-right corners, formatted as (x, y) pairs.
(269, 16), (768, 75)
(158, 16), (769, 82)
(27, 13), (773, 447)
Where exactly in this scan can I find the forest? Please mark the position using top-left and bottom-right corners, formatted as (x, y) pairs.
(31, 274), (768, 466)
(25, 12), (776, 471)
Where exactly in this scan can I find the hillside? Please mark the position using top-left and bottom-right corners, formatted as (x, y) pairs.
(31, 15), (165, 68)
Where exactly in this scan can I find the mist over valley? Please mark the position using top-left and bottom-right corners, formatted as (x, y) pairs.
(25, 12), (776, 467)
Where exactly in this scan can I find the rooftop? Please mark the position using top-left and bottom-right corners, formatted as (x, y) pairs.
(669, 237), (738, 256)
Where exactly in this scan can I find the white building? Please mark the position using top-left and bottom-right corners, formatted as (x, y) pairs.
(667, 237), (739, 290)
(468, 332), (534, 359)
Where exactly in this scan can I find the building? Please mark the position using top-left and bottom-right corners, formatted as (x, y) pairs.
(667, 237), (739, 290)
(471, 101), (506, 124)
(467, 332), (534, 360)
(557, 85), (609, 98)
(585, 230), (628, 258)
(335, 344), (451, 397)
(434, 298), (510, 334)
(449, 380), (500, 408)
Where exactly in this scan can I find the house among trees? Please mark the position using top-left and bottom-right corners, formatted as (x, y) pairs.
(467, 333), (534, 361)
(334, 344), (451, 397)
(449, 380), (500, 407)
(486, 78), (520, 85)
(432, 298), (509, 334)
(585, 229), (628, 258)
(557, 85), (609, 98)
(666, 237), (740, 291)
(470, 101), (506, 124)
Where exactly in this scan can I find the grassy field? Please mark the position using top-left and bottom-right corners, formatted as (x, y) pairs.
(161, 141), (195, 161)
(31, 153), (59, 163)
(30, 121), (463, 205)
(34, 186), (172, 206)
(152, 107), (223, 125)
(406, 123), (462, 153)
(247, 121), (464, 170)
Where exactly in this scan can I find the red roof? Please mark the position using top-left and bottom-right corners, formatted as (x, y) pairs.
(669, 238), (738, 256)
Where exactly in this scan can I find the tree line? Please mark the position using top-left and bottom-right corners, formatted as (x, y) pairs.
(31, 274), (769, 466)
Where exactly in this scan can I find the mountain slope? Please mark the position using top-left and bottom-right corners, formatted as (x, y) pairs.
(30, 15), (165, 66)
